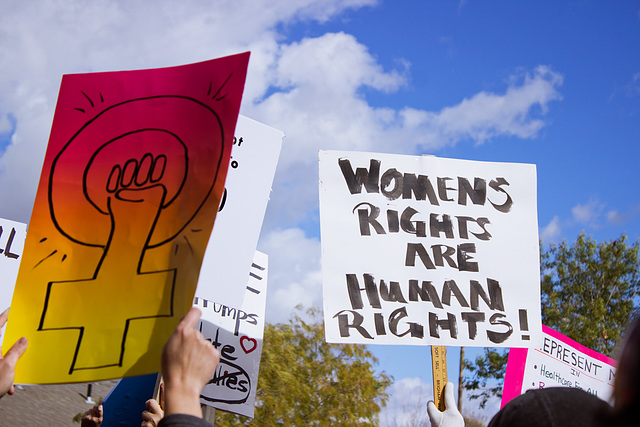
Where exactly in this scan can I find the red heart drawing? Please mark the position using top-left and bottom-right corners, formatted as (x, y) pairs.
(240, 336), (257, 354)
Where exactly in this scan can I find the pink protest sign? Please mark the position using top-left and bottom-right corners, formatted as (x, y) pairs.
(502, 325), (616, 407)
(6, 53), (250, 384)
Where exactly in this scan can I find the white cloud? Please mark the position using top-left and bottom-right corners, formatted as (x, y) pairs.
(606, 203), (640, 225)
(540, 215), (562, 243)
(399, 65), (563, 148)
(0, 0), (381, 223)
(257, 227), (323, 324)
(379, 377), (432, 427)
(0, 1), (563, 226)
(0, 1), (564, 329)
(571, 197), (605, 226)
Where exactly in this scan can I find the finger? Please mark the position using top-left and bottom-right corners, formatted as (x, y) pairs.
(159, 382), (165, 409)
(3, 337), (28, 364)
(178, 307), (202, 331)
(146, 398), (162, 414)
(0, 308), (9, 329)
(426, 401), (442, 424)
(444, 382), (457, 409)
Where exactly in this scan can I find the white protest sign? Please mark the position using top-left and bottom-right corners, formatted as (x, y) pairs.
(196, 116), (282, 307)
(502, 325), (616, 407)
(0, 218), (27, 312)
(319, 150), (541, 347)
(196, 250), (268, 418)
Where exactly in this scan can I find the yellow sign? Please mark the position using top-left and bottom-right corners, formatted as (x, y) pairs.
(5, 53), (249, 384)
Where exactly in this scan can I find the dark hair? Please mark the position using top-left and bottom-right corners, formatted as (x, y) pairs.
(612, 315), (640, 424)
(488, 388), (611, 427)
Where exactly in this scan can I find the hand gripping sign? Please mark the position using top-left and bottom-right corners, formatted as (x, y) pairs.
(5, 53), (249, 384)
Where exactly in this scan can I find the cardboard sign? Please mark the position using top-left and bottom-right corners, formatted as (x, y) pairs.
(502, 325), (616, 407)
(196, 116), (282, 307)
(196, 251), (268, 418)
(0, 218), (26, 312)
(5, 53), (249, 384)
(319, 150), (541, 347)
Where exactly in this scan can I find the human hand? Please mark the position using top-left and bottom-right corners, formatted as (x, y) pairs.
(427, 382), (465, 427)
(0, 308), (28, 398)
(161, 307), (219, 418)
(81, 404), (103, 427)
(141, 398), (164, 427)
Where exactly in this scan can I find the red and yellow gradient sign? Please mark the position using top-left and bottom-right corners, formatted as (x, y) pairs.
(5, 53), (249, 383)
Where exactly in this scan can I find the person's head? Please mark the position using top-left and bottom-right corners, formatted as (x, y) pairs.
(613, 315), (640, 412)
(488, 387), (610, 427)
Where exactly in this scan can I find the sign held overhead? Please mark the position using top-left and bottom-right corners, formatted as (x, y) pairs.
(319, 150), (541, 347)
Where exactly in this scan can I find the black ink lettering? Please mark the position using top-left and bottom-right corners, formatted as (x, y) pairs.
(405, 243), (436, 269)
(408, 280), (443, 308)
(461, 312), (485, 339)
(387, 209), (400, 233)
(437, 177), (455, 202)
(374, 312), (386, 335)
(0, 227), (20, 259)
(401, 207), (426, 237)
(389, 307), (411, 337)
(234, 310), (247, 336)
(334, 310), (373, 339)
(379, 280), (408, 303)
(221, 344), (237, 361)
(487, 313), (513, 343)
(429, 312), (457, 339)
(457, 243), (478, 272)
(441, 280), (470, 308)
(432, 245), (457, 269)
(488, 178), (513, 213)
(519, 309), (530, 340)
(429, 214), (454, 239)
(402, 174), (439, 205)
(354, 202), (385, 236)
(380, 168), (403, 200)
(346, 273), (382, 309)
(458, 177), (486, 206)
(470, 279), (504, 311)
(338, 158), (380, 194)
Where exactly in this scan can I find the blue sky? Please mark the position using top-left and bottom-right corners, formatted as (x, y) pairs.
(1, 1), (639, 424)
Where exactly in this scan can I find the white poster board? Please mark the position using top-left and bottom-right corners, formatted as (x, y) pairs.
(319, 150), (541, 347)
(0, 218), (27, 311)
(196, 116), (282, 307)
(502, 325), (616, 407)
(196, 250), (268, 418)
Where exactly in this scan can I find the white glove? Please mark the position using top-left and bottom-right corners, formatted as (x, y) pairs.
(427, 382), (465, 427)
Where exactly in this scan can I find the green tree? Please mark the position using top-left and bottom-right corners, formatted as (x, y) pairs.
(541, 233), (639, 356)
(215, 308), (392, 426)
(463, 233), (640, 407)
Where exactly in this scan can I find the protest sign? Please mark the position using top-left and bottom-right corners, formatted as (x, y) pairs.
(101, 373), (158, 427)
(196, 115), (282, 307)
(319, 150), (541, 347)
(5, 53), (249, 384)
(0, 218), (26, 312)
(196, 250), (268, 418)
(502, 325), (616, 407)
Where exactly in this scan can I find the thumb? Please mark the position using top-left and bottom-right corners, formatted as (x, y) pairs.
(3, 337), (28, 365)
(444, 382), (457, 410)
(427, 400), (443, 427)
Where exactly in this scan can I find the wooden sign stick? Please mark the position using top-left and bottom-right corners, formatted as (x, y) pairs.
(431, 345), (448, 411)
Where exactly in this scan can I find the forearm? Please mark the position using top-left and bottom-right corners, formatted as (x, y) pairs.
(158, 413), (212, 427)
(163, 383), (203, 418)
